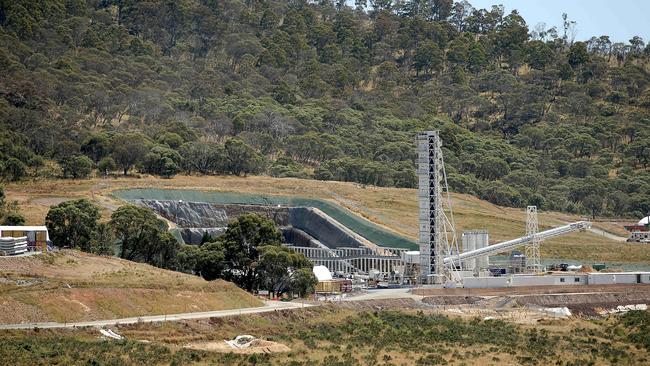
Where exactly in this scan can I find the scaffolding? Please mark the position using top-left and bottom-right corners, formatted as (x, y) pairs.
(525, 206), (541, 273)
(416, 131), (460, 284)
(285, 244), (408, 277)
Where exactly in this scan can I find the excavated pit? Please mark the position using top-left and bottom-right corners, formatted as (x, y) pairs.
(134, 199), (367, 248)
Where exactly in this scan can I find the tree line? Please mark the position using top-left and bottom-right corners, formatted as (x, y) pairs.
(0, 185), (25, 225)
(1, 0), (649, 218)
(45, 199), (318, 298)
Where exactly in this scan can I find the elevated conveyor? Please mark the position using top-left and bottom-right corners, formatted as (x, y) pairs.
(443, 221), (591, 265)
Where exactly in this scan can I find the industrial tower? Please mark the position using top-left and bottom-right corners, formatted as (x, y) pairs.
(525, 205), (541, 273)
(416, 131), (460, 284)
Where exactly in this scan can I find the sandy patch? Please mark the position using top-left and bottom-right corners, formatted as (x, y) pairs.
(183, 339), (291, 354)
(29, 197), (70, 207)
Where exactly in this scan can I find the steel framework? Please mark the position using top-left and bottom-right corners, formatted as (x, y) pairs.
(416, 131), (460, 283)
(525, 206), (541, 273)
(443, 221), (590, 265)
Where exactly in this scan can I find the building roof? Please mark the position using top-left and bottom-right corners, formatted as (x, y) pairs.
(639, 216), (650, 226)
(0, 226), (48, 231)
(312, 265), (333, 281)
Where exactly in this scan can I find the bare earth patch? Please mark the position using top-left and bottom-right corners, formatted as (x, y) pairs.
(0, 250), (262, 323)
(183, 339), (291, 354)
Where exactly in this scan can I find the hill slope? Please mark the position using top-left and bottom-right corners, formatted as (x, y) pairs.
(6, 175), (648, 265)
(0, 249), (262, 323)
(0, 0), (649, 221)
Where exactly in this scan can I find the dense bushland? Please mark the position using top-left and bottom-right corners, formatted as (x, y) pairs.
(1, 0), (649, 217)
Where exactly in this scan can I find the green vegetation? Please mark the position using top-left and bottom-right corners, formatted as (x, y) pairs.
(45, 199), (181, 265)
(44, 200), (316, 296)
(1, 309), (649, 365)
(46, 198), (101, 252)
(0, 185), (25, 225)
(621, 310), (650, 351)
(1, 0), (649, 220)
(181, 213), (317, 297)
(110, 204), (180, 267)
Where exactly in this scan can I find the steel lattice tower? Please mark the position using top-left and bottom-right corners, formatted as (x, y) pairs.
(525, 205), (541, 273)
(416, 131), (460, 284)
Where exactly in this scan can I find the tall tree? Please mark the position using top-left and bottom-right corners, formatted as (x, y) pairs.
(110, 205), (179, 269)
(219, 213), (283, 291)
(46, 199), (100, 251)
(111, 133), (150, 175)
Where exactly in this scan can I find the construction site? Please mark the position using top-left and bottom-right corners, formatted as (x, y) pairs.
(105, 130), (650, 292)
(2, 131), (649, 321)
(1, 131), (650, 366)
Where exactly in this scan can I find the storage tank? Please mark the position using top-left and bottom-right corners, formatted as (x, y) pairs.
(461, 232), (476, 270)
(474, 230), (489, 270)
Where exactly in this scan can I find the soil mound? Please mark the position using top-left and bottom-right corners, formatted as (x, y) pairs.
(422, 296), (484, 306)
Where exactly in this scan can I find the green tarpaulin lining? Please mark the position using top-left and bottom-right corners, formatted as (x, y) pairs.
(112, 188), (417, 250)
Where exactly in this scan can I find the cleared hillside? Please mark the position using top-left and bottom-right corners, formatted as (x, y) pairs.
(0, 249), (262, 323)
(5, 175), (647, 265)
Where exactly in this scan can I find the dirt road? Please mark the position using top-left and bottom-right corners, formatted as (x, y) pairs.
(0, 301), (313, 330)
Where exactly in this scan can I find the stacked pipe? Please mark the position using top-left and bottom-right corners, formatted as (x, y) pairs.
(0, 236), (28, 256)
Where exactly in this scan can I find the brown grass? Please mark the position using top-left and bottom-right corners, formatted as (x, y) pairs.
(0, 250), (262, 323)
(5, 175), (645, 263)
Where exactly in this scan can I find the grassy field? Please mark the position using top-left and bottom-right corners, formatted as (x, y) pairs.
(1, 306), (649, 365)
(0, 250), (262, 323)
(5, 175), (647, 264)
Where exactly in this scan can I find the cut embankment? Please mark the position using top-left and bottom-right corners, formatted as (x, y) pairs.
(0, 250), (262, 323)
(114, 188), (417, 249)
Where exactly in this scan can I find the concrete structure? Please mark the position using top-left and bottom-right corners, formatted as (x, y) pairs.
(461, 230), (489, 271)
(416, 131), (437, 279)
(0, 226), (50, 252)
(463, 272), (650, 288)
(416, 131), (459, 283)
(587, 272), (650, 285)
(289, 245), (408, 278)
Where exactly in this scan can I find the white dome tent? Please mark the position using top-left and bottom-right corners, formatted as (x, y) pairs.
(312, 265), (333, 281)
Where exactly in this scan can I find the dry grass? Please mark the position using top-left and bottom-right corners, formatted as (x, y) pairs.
(0, 250), (262, 323)
(90, 306), (650, 365)
(5, 175), (645, 264)
(2, 306), (648, 365)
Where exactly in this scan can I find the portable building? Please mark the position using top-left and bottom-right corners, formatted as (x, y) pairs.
(587, 272), (650, 285)
(0, 226), (50, 252)
(463, 276), (510, 288)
